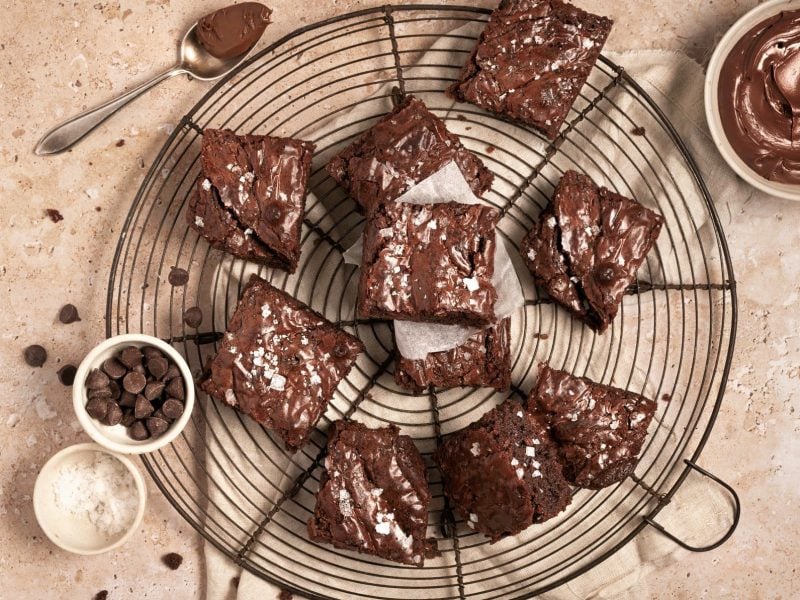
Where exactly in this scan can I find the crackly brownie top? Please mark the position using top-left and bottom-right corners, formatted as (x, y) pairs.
(395, 318), (511, 393)
(448, 0), (612, 139)
(200, 275), (363, 451)
(200, 128), (315, 271)
(327, 95), (494, 212)
(358, 201), (499, 327)
(308, 420), (431, 566)
(521, 170), (663, 331)
(434, 400), (571, 541)
(530, 364), (657, 489)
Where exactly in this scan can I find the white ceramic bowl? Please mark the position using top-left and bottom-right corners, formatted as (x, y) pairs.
(705, 0), (800, 201)
(73, 334), (194, 454)
(33, 443), (146, 555)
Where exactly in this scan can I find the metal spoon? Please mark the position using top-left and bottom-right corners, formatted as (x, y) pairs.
(34, 23), (248, 155)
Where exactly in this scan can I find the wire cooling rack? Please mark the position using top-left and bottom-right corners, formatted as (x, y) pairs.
(106, 5), (739, 599)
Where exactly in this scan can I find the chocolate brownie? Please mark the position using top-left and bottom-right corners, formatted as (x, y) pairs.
(448, 0), (613, 140)
(358, 201), (499, 327)
(520, 170), (663, 331)
(529, 364), (657, 489)
(435, 400), (571, 542)
(394, 318), (511, 393)
(308, 420), (431, 566)
(200, 275), (364, 451)
(327, 95), (494, 212)
(188, 128), (315, 273)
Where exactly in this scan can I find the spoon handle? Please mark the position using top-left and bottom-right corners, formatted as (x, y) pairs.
(35, 66), (186, 156)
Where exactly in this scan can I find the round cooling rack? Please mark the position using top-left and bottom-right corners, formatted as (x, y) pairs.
(106, 5), (739, 599)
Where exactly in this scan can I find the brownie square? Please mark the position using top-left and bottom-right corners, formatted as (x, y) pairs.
(200, 275), (364, 451)
(448, 0), (613, 140)
(520, 170), (663, 331)
(327, 95), (494, 213)
(529, 364), (657, 489)
(434, 400), (571, 542)
(395, 318), (511, 393)
(358, 201), (499, 327)
(308, 420), (432, 566)
(188, 128), (315, 273)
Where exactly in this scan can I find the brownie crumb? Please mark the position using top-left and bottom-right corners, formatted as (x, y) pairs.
(57, 364), (77, 386)
(533, 333), (550, 340)
(24, 345), (47, 367)
(45, 208), (64, 223)
(93, 592), (108, 600)
(456, 114), (467, 121)
(231, 576), (240, 588)
(278, 590), (293, 600)
(485, 145), (495, 154)
(162, 552), (183, 570)
(58, 303), (81, 324)
(168, 267), (189, 287)
(632, 126), (646, 136)
(661, 393), (671, 402)
(95, 206), (102, 212)
(115, 139), (125, 147)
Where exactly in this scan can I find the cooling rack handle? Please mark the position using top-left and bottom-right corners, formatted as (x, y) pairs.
(643, 459), (741, 552)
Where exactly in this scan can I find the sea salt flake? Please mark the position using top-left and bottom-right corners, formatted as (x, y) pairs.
(261, 304), (272, 318)
(371, 488), (384, 497)
(375, 522), (391, 535)
(379, 227), (394, 238)
(511, 457), (520, 467)
(201, 179), (212, 191)
(224, 389), (237, 406)
(516, 468), (525, 479)
(194, 216), (204, 228)
(516, 411), (524, 418)
(533, 470), (542, 478)
(270, 374), (287, 391)
(525, 446), (536, 457)
(338, 489), (353, 517)
(309, 372), (322, 386)
(469, 513), (479, 523)
(470, 442), (481, 456)
(463, 277), (480, 292)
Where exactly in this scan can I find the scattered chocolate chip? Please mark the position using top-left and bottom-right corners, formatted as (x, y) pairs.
(121, 410), (136, 427)
(129, 420), (150, 441)
(101, 357), (127, 379)
(115, 139), (125, 147)
(486, 145), (495, 154)
(119, 391), (137, 408)
(332, 344), (349, 358)
(45, 208), (64, 223)
(144, 381), (165, 401)
(57, 364), (77, 386)
(168, 267), (189, 287)
(162, 364), (181, 381)
(134, 395), (155, 419)
(123, 371), (147, 394)
(58, 303), (81, 324)
(264, 204), (283, 223)
(119, 346), (143, 369)
(161, 398), (184, 420)
(162, 552), (183, 570)
(147, 356), (169, 380)
(631, 126), (646, 136)
(86, 369), (110, 389)
(146, 416), (170, 437)
(94, 591), (109, 600)
(101, 401), (123, 426)
(183, 306), (203, 328)
(661, 393), (671, 402)
(108, 380), (121, 400)
(85, 397), (109, 420)
(24, 345), (47, 367)
(165, 377), (185, 401)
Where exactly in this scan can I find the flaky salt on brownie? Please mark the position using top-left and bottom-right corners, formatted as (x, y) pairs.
(520, 170), (663, 331)
(358, 201), (499, 327)
(395, 318), (511, 393)
(200, 275), (364, 451)
(435, 400), (571, 542)
(308, 420), (432, 566)
(448, 0), (612, 140)
(529, 364), (657, 489)
(188, 128), (315, 272)
(327, 95), (494, 213)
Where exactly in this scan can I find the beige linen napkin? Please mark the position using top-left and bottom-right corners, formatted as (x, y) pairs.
(202, 48), (742, 600)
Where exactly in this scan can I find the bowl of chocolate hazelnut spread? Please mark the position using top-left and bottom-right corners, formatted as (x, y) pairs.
(706, 0), (800, 200)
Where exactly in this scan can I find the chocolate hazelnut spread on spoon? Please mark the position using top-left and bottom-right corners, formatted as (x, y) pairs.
(719, 9), (800, 184)
(196, 2), (272, 60)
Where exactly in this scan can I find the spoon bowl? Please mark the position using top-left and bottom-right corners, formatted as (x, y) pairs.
(180, 24), (250, 80)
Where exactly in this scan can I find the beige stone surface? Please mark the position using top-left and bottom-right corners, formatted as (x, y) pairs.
(1, 0), (797, 598)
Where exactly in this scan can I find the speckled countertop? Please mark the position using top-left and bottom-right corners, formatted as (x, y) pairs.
(1, 1), (797, 598)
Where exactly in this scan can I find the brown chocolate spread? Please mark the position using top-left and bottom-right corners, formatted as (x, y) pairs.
(719, 9), (800, 184)
(196, 2), (272, 60)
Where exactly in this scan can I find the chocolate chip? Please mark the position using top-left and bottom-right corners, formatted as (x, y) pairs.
(146, 416), (169, 437)
(161, 398), (184, 420)
(57, 364), (77, 386)
(129, 420), (150, 441)
(87, 386), (113, 400)
(101, 401), (123, 426)
(162, 552), (183, 570)
(168, 267), (189, 287)
(152, 407), (168, 421)
(119, 391), (137, 408)
(115, 139), (125, 147)
(94, 591), (109, 600)
(141, 346), (163, 361)
(86, 369), (110, 389)
(108, 380), (121, 400)
(85, 397), (109, 420)
(183, 306), (203, 328)
(162, 364), (181, 381)
(144, 381), (165, 401)
(123, 371), (147, 394)
(632, 126), (646, 136)
(597, 266), (616, 283)
(45, 208), (64, 223)
(119, 346), (143, 369)
(165, 377), (185, 401)
(132, 363), (146, 375)
(23, 345), (47, 367)
(147, 356), (169, 380)
(332, 343), (350, 358)
(264, 204), (283, 223)
(101, 357), (127, 379)
(57, 303), (81, 324)
(120, 410), (136, 427)
(134, 395), (155, 419)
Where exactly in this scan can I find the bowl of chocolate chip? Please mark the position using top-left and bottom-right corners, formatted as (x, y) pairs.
(73, 334), (195, 454)
(706, 0), (800, 200)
